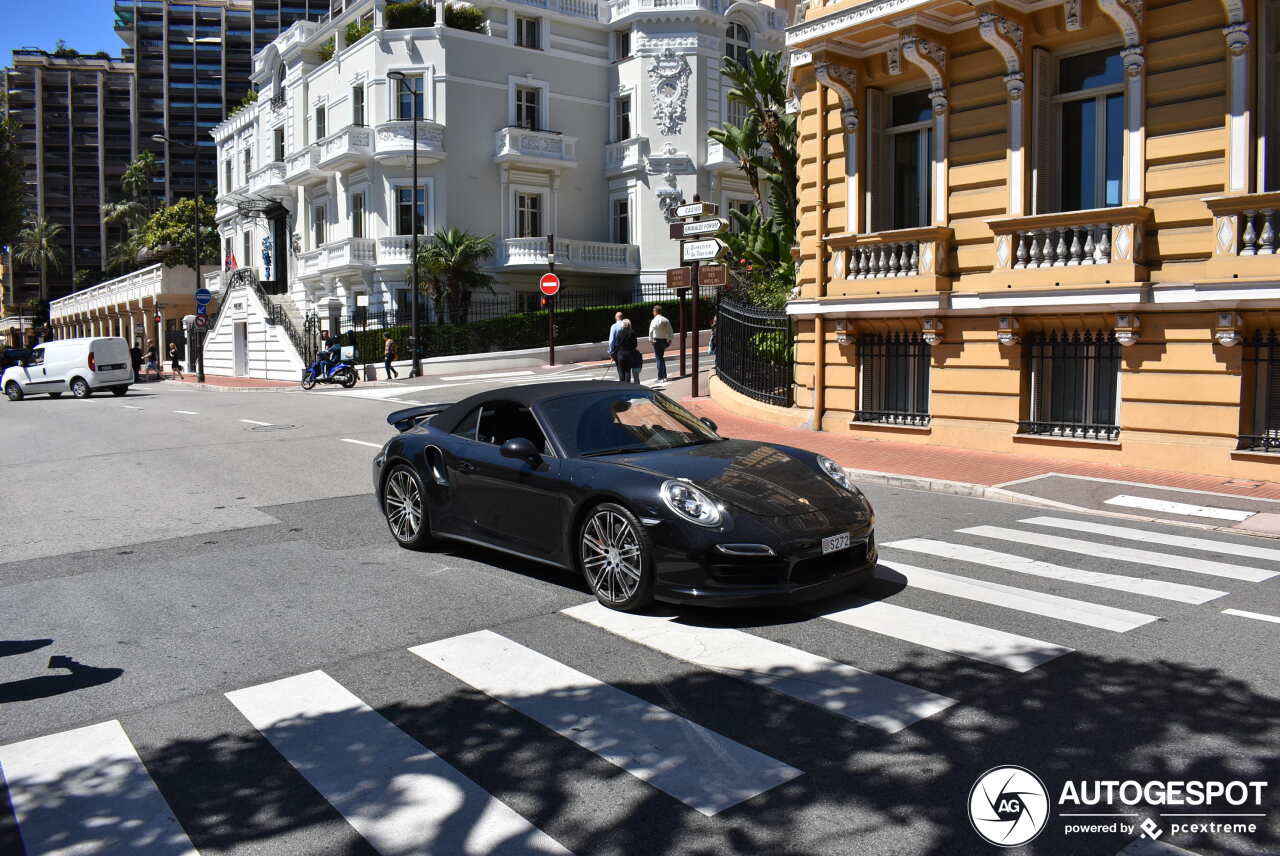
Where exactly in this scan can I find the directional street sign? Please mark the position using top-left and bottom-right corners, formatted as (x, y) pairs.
(680, 238), (727, 263)
(196, 302), (208, 315)
(194, 288), (213, 306)
(194, 314), (209, 329)
(539, 272), (561, 297)
(674, 201), (718, 219)
(669, 217), (730, 240)
(665, 267), (691, 289)
(699, 264), (727, 287)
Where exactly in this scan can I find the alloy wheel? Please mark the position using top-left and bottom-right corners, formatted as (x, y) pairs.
(384, 468), (423, 541)
(581, 509), (642, 605)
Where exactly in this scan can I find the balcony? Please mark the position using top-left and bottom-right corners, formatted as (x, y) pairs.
(298, 237), (377, 280)
(284, 145), (328, 185)
(376, 235), (417, 266)
(605, 137), (646, 176)
(495, 127), (578, 169)
(705, 139), (740, 173)
(1204, 192), (1280, 279)
(826, 227), (954, 297)
(373, 120), (446, 167)
(316, 125), (373, 172)
(246, 161), (289, 199)
(511, 0), (601, 21)
(985, 206), (1152, 290)
(498, 237), (639, 273)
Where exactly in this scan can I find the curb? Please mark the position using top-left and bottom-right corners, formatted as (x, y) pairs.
(158, 380), (296, 393)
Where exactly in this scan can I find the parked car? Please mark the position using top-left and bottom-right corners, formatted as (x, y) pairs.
(371, 381), (876, 611)
(2, 337), (134, 401)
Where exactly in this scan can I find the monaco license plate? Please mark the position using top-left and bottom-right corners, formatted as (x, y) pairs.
(821, 532), (851, 555)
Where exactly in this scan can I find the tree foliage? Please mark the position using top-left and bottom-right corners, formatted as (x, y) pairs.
(413, 228), (495, 324)
(137, 197), (219, 269)
(14, 218), (66, 301)
(0, 116), (29, 252)
(103, 152), (159, 274)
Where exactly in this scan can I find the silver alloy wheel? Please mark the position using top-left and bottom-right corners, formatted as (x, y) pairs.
(581, 509), (642, 604)
(384, 469), (423, 541)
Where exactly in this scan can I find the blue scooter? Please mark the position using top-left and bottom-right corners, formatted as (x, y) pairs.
(301, 355), (358, 389)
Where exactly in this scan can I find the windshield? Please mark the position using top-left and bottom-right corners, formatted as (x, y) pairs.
(540, 389), (720, 457)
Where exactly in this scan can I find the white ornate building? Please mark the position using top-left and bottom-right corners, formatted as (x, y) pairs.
(205, 0), (786, 377)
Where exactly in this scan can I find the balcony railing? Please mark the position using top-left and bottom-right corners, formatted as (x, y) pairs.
(374, 120), (446, 164)
(499, 237), (639, 271)
(847, 243), (922, 278)
(495, 127), (578, 167)
(246, 161), (287, 196)
(1205, 192), (1280, 278)
(987, 206), (1151, 288)
(512, 0), (600, 20)
(376, 235), (416, 264)
(826, 226), (953, 295)
(284, 145), (325, 183)
(298, 238), (377, 277)
(605, 137), (646, 174)
(317, 125), (373, 170)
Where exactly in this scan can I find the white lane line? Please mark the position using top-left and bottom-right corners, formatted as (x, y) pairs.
(0, 720), (198, 856)
(884, 539), (1226, 606)
(874, 560), (1160, 633)
(439, 370), (536, 382)
(340, 438), (383, 448)
(239, 419), (273, 426)
(410, 629), (800, 816)
(1103, 494), (1256, 522)
(562, 602), (955, 733)
(1022, 516), (1280, 563)
(1221, 608), (1280, 625)
(960, 525), (1278, 583)
(121, 404), (144, 410)
(173, 410), (199, 415)
(225, 671), (570, 856)
(821, 599), (1072, 672)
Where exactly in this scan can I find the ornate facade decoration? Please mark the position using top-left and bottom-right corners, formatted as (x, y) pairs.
(635, 34), (719, 55)
(885, 45), (901, 75)
(1064, 0), (1083, 31)
(1004, 71), (1025, 100)
(901, 33), (946, 96)
(1121, 45), (1145, 76)
(1224, 22), (1250, 54)
(978, 11), (1024, 84)
(647, 48), (692, 136)
(813, 61), (858, 133)
(1098, 0), (1144, 48)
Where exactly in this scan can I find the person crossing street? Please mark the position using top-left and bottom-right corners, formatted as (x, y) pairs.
(649, 305), (673, 386)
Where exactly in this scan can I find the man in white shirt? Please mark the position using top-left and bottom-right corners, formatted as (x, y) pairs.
(649, 305), (674, 384)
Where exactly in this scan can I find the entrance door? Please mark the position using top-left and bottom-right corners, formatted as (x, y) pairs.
(233, 322), (248, 376)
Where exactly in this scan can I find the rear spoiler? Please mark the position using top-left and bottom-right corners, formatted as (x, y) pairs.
(387, 403), (453, 433)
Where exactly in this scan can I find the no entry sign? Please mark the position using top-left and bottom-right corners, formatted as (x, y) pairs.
(539, 272), (561, 297)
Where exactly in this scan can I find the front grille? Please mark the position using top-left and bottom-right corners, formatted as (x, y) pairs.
(789, 540), (868, 585)
(709, 559), (787, 586)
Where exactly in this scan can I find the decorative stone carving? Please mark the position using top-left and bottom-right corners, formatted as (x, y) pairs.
(1004, 71), (1025, 100)
(1224, 22), (1250, 55)
(644, 140), (695, 175)
(901, 34), (946, 93)
(1121, 45), (1145, 76)
(1064, 0), (1083, 31)
(648, 48), (692, 136)
(978, 10), (1023, 81)
(813, 61), (858, 133)
(928, 89), (948, 115)
(1098, 0), (1144, 48)
(885, 46), (901, 75)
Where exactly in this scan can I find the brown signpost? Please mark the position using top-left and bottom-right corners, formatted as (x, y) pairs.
(665, 266), (691, 289)
(699, 264), (727, 287)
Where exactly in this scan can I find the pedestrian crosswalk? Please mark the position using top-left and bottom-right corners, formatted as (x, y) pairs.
(3, 514), (1277, 854)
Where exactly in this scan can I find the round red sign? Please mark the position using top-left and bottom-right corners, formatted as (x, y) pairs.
(539, 272), (561, 297)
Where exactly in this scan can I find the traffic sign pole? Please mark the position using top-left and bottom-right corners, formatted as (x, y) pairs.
(690, 260), (700, 398)
(678, 287), (687, 378)
(547, 235), (556, 367)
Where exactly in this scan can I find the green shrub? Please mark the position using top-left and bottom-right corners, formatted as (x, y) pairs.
(444, 3), (487, 32)
(227, 88), (259, 117)
(318, 37), (335, 61)
(385, 0), (433, 29)
(346, 18), (373, 44)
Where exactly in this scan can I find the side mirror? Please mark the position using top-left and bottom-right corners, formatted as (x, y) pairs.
(500, 437), (541, 464)
(700, 417), (718, 432)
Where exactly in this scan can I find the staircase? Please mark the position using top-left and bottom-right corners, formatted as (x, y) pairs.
(215, 269), (316, 363)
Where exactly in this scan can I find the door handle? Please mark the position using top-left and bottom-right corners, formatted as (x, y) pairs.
(456, 461), (477, 474)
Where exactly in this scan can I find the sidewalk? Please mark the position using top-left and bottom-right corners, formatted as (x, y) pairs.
(157, 373), (295, 391)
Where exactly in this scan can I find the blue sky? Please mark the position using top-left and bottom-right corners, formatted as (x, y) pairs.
(3, 1), (125, 61)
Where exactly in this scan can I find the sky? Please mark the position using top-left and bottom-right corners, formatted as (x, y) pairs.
(2, 1), (125, 62)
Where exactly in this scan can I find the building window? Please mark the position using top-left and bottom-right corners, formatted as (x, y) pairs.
(396, 75), (424, 120)
(224, 159), (233, 191)
(352, 84), (365, 126)
(1243, 331), (1280, 450)
(614, 94), (631, 142)
(856, 332), (931, 426)
(243, 148), (252, 180)
(396, 186), (427, 235)
(614, 30), (630, 61)
(313, 203), (327, 247)
(516, 192), (543, 237)
(1266, 3), (1280, 190)
(394, 288), (413, 322)
(725, 97), (749, 128)
(515, 86), (540, 130)
(1021, 331), (1120, 440)
(611, 197), (629, 243)
(243, 231), (252, 270)
(224, 235), (234, 266)
(1055, 48), (1124, 212)
(725, 22), (750, 67)
(273, 126), (285, 162)
(315, 104), (326, 140)
(515, 16), (541, 50)
(883, 89), (933, 231)
(727, 198), (754, 232)
(351, 192), (365, 239)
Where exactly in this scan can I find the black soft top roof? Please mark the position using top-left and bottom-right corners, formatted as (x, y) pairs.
(431, 380), (647, 433)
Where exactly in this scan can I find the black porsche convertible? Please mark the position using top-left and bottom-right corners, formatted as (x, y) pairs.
(372, 381), (876, 611)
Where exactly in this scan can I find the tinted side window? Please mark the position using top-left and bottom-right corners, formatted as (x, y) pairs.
(450, 406), (482, 441)
(28, 349), (44, 367)
(477, 403), (548, 454)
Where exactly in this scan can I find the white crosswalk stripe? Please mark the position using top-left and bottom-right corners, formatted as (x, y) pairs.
(959, 525), (1277, 583)
(821, 599), (1073, 672)
(562, 601), (956, 733)
(884, 538), (1227, 605)
(874, 560), (1160, 632)
(409, 629), (802, 816)
(0, 720), (198, 856)
(1021, 516), (1280, 563)
(225, 670), (571, 856)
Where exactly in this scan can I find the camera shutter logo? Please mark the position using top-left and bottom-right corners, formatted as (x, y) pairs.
(969, 765), (1051, 846)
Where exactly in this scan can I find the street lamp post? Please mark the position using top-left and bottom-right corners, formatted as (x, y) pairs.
(387, 70), (423, 378)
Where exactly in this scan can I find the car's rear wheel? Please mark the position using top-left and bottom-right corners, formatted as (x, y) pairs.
(579, 502), (653, 611)
(70, 378), (91, 398)
(383, 464), (435, 550)
(110, 386), (128, 397)
(5, 382), (23, 402)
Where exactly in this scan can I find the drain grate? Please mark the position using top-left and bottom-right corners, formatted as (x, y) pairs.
(249, 423), (297, 431)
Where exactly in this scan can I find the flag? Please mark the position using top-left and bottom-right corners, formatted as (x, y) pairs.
(224, 253), (238, 271)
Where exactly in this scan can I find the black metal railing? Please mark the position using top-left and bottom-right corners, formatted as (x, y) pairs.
(715, 297), (793, 407)
(1020, 330), (1120, 441)
(856, 332), (931, 426)
(1238, 330), (1280, 451)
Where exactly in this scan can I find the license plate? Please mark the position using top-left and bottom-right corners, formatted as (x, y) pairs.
(100, 363), (125, 371)
(822, 532), (851, 555)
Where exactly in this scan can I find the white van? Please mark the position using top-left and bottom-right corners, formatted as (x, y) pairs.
(2, 337), (134, 401)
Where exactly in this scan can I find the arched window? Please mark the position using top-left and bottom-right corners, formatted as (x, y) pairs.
(725, 22), (750, 67)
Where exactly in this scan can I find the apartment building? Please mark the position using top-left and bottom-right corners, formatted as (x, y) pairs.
(204, 0), (787, 377)
(748, 0), (1280, 481)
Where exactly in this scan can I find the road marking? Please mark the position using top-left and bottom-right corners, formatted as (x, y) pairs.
(226, 671), (569, 856)
(1004, 472), (1280, 505)
(1221, 608), (1280, 625)
(562, 602), (955, 733)
(874, 561), (1161, 632)
(821, 599), (1072, 672)
(340, 438), (383, 448)
(1022, 516), (1280, 563)
(884, 539), (1226, 605)
(0, 720), (198, 856)
(439, 370), (536, 382)
(959, 525), (1278, 583)
(239, 419), (273, 426)
(1103, 494), (1256, 522)
(409, 629), (800, 816)
(173, 410), (199, 415)
(121, 404), (143, 410)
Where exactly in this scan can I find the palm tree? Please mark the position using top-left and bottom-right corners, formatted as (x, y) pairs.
(415, 228), (495, 324)
(14, 218), (66, 303)
(708, 113), (767, 210)
(720, 50), (797, 219)
(104, 152), (159, 275)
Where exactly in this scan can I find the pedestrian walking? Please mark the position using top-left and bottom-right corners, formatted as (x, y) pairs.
(167, 342), (184, 381)
(383, 335), (399, 379)
(615, 319), (642, 383)
(145, 344), (159, 380)
(130, 344), (143, 379)
(648, 304), (673, 385)
(708, 313), (718, 356)
(606, 311), (626, 377)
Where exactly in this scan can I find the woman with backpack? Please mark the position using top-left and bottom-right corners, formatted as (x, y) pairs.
(615, 319), (642, 383)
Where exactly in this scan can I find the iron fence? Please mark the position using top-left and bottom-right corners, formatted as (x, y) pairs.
(1019, 330), (1121, 441)
(1239, 330), (1280, 452)
(714, 296), (793, 407)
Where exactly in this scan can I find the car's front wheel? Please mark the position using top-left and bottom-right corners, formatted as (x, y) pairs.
(70, 378), (91, 398)
(5, 382), (23, 401)
(383, 464), (435, 550)
(579, 502), (653, 611)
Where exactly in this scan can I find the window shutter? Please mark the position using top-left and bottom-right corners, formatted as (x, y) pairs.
(1266, 343), (1280, 435)
(1031, 48), (1054, 215)
(864, 87), (886, 232)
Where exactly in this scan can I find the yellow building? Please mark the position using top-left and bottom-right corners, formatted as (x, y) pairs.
(720, 0), (1280, 479)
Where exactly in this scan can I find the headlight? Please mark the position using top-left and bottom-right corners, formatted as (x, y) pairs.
(660, 479), (723, 527)
(817, 455), (856, 492)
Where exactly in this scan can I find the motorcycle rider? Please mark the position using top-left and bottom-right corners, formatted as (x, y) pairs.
(314, 330), (341, 378)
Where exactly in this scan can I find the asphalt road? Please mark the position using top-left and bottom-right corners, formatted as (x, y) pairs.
(0, 375), (1277, 856)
